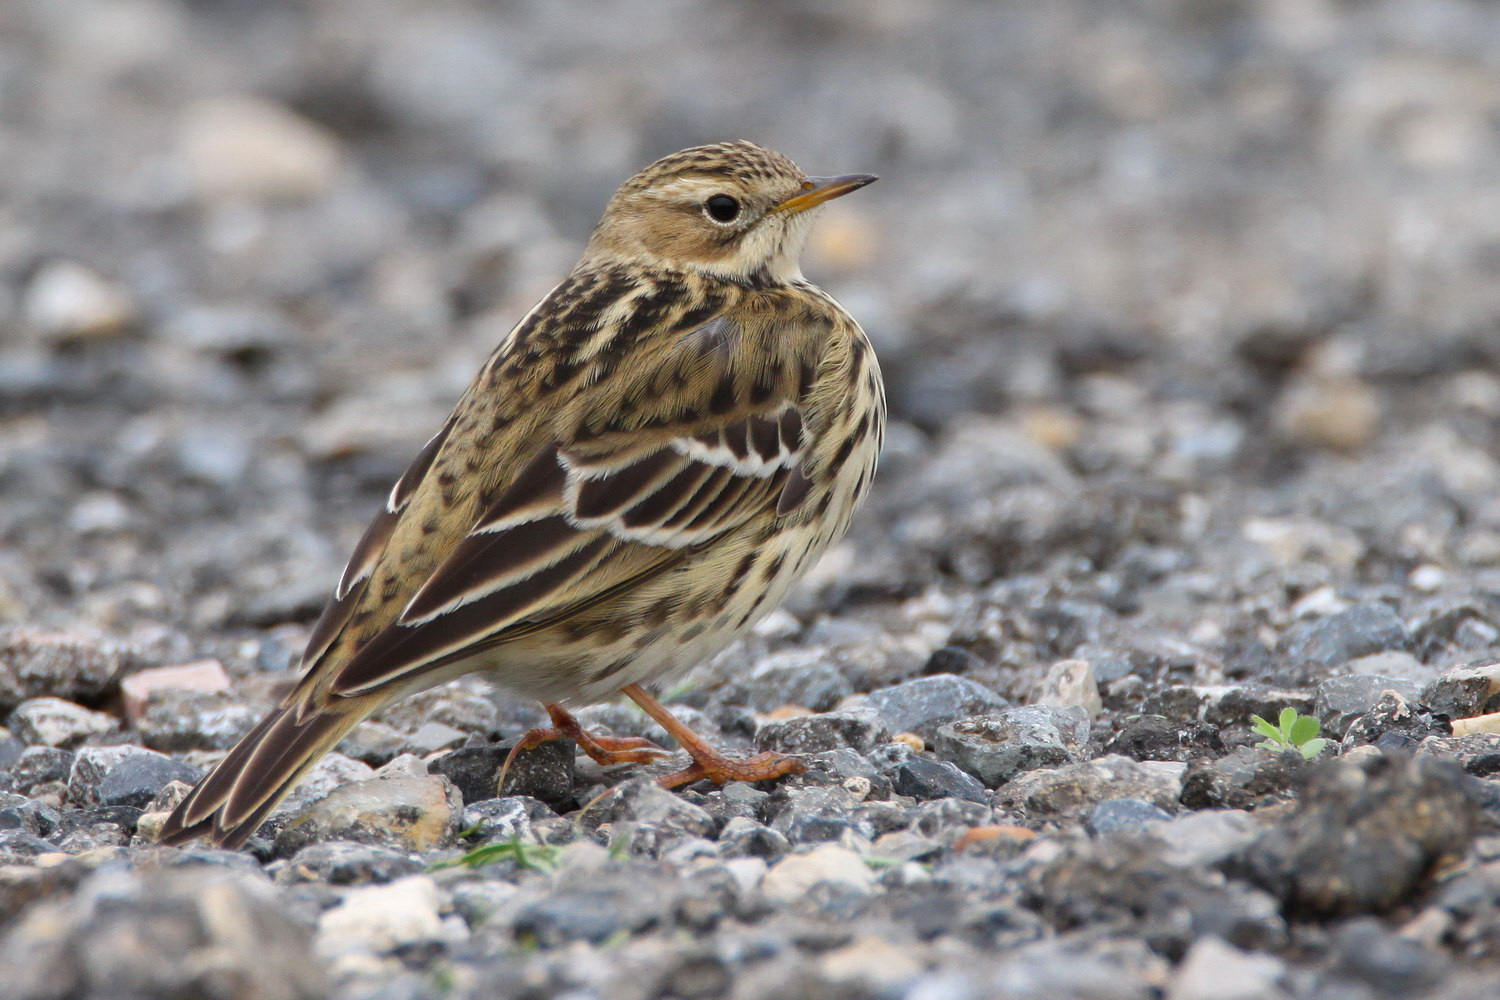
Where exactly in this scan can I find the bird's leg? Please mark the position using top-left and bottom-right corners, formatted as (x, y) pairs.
(498, 702), (669, 794)
(621, 683), (807, 788)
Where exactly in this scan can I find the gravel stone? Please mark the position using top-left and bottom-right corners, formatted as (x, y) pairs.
(1180, 747), (1309, 811)
(461, 796), (554, 842)
(1168, 936), (1289, 1000)
(892, 756), (987, 803)
(932, 707), (1087, 787)
(1342, 690), (1451, 751)
(717, 816), (791, 860)
(277, 840), (426, 886)
(1282, 603), (1409, 668)
(0, 729), (22, 771)
(1421, 660), (1500, 721)
(1034, 658), (1103, 720)
(756, 707), (890, 754)
(431, 738), (574, 808)
(1087, 798), (1173, 836)
(581, 777), (716, 840)
(5, 746), (75, 795)
(996, 755), (1184, 822)
(275, 774), (464, 856)
(137, 693), (262, 752)
(316, 874), (462, 965)
(67, 745), (202, 808)
(1234, 755), (1481, 917)
(762, 844), (875, 903)
(7, 697), (118, 748)
(0, 867), (325, 999)
(1314, 674), (1425, 739)
(714, 649), (854, 712)
(0, 793), (61, 839)
(863, 673), (1009, 738)
(119, 660), (230, 725)
(0, 630), (135, 712)
(1105, 715), (1227, 763)
(769, 785), (873, 845)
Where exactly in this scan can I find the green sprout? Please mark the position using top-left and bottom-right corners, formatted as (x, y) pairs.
(1250, 707), (1329, 760)
(431, 835), (559, 873)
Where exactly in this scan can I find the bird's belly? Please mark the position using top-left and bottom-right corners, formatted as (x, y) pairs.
(466, 509), (852, 705)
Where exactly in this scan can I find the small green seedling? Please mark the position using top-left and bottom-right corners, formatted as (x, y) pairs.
(432, 835), (559, 873)
(1250, 707), (1329, 760)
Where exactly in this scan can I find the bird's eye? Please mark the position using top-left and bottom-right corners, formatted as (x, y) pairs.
(704, 195), (741, 223)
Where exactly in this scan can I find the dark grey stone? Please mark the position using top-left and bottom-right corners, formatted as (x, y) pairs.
(137, 693), (261, 752)
(1342, 690), (1450, 751)
(1232, 754), (1480, 917)
(431, 738), (574, 808)
(511, 889), (648, 947)
(932, 707), (1085, 787)
(768, 785), (874, 844)
(863, 673), (1009, 737)
(580, 777), (715, 840)
(717, 816), (790, 860)
(1314, 674), (1423, 738)
(0, 629), (136, 713)
(0, 868), (326, 999)
(1282, 603), (1409, 668)
(922, 645), (988, 677)
(0, 730), (24, 771)
(0, 793), (60, 839)
(276, 840), (425, 885)
(0, 829), (61, 861)
(461, 796), (554, 841)
(715, 652), (853, 712)
(73, 748), (201, 809)
(756, 708), (889, 755)
(1086, 798), (1172, 836)
(1034, 831), (1286, 957)
(1420, 660), (1500, 721)
(892, 756), (987, 803)
(7, 747), (74, 794)
(1180, 747), (1309, 811)
(1104, 715), (1226, 763)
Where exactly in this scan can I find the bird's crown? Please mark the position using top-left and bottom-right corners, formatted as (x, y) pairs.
(585, 141), (874, 285)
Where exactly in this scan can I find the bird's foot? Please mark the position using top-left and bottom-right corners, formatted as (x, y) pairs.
(499, 703), (670, 794)
(620, 683), (807, 789)
(656, 749), (806, 789)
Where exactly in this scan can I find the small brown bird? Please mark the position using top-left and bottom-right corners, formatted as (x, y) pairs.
(160, 141), (884, 848)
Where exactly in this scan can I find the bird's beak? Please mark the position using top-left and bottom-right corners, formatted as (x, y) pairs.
(774, 173), (878, 215)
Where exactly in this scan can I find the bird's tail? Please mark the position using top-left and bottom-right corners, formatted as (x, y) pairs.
(157, 699), (366, 849)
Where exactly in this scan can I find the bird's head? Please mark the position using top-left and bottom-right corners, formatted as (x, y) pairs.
(585, 140), (876, 284)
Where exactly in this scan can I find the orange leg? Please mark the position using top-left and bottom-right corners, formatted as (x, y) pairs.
(621, 683), (806, 788)
(498, 702), (670, 794)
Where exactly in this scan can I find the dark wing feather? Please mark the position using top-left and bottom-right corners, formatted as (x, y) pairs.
(300, 416), (457, 671)
(326, 404), (810, 697)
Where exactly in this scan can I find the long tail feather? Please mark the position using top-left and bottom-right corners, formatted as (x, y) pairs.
(157, 701), (366, 849)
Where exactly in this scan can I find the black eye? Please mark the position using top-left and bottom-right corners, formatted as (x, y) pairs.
(704, 195), (741, 223)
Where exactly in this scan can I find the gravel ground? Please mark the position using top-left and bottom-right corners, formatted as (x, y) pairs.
(6, 1), (1500, 998)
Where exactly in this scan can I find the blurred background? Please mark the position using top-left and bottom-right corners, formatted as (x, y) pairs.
(4, 0), (1500, 694)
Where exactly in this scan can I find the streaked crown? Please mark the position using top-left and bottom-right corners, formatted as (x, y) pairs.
(584, 141), (875, 285)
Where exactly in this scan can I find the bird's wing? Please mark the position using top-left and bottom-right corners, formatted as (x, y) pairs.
(306, 333), (815, 700)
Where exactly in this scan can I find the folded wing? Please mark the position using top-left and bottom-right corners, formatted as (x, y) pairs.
(324, 401), (810, 696)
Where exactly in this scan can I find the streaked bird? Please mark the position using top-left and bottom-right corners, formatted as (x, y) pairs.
(160, 141), (884, 848)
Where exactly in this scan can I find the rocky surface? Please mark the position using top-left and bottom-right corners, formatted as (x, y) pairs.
(6, 1), (1500, 998)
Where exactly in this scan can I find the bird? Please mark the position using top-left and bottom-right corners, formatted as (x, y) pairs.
(159, 140), (885, 849)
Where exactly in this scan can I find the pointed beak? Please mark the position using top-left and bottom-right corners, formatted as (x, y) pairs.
(773, 173), (878, 215)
